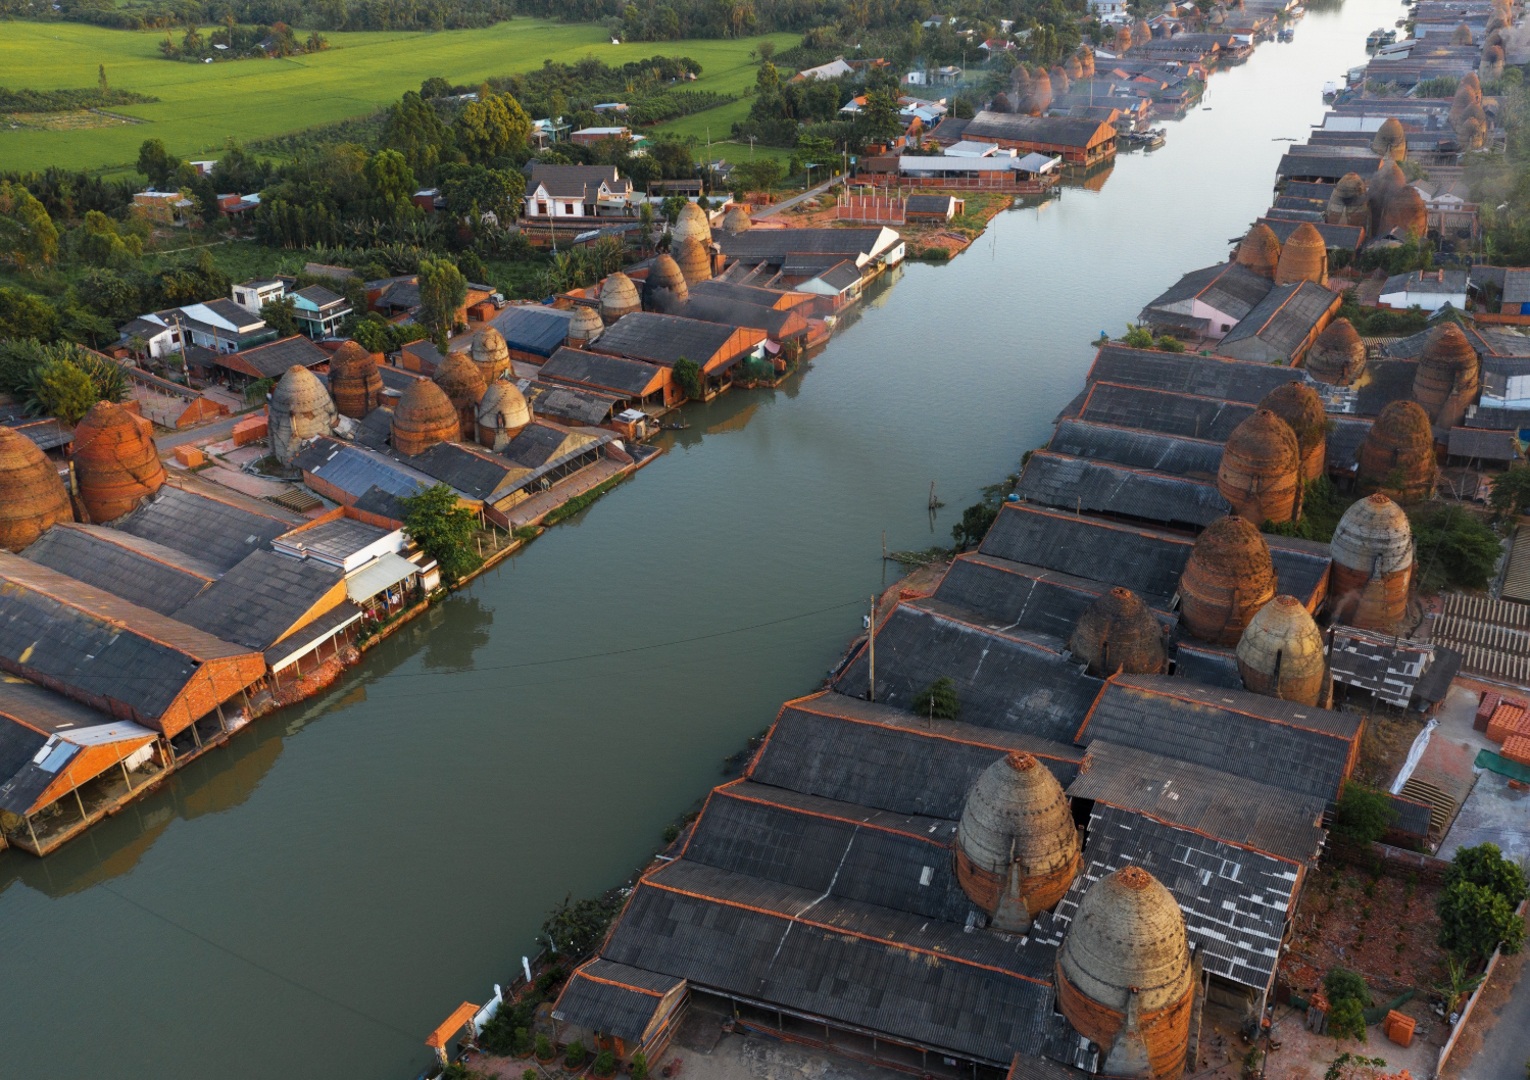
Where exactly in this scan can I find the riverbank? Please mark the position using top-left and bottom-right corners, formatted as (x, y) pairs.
(0, 3), (1406, 1074)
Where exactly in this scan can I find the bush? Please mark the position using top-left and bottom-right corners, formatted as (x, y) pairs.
(514, 1028), (532, 1057)
(1447, 842), (1529, 904)
(912, 676), (960, 721)
(525, 1071), (539, 1080)
(631, 1052), (649, 1080)
(593, 1050), (617, 1077)
(1438, 878), (1525, 963)
(1324, 967), (1371, 1009)
(565, 1040), (587, 1069)
(1332, 782), (1396, 844)
(535, 1035), (555, 1061)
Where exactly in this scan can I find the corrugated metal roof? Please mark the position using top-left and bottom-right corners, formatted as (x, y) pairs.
(488, 305), (573, 358)
(1016, 451), (1231, 527)
(556, 960), (681, 1044)
(1075, 382), (1255, 441)
(1031, 804), (1297, 993)
(1218, 282), (1338, 362)
(1048, 419), (1223, 478)
(833, 602), (1102, 743)
(1084, 346), (1300, 403)
(1069, 740), (1326, 863)
(291, 438), (435, 502)
(750, 692), (1080, 819)
(174, 550), (343, 651)
(1077, 675), (1361, 801)
(115, 483), (299, 573)
(540, 347), (664, 397)
(345, 552), (419, 603)
(21, 523), (218, 615)
(592, 312), (756, 368)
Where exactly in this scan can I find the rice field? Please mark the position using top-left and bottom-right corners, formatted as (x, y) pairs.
(0, 19), (797, 173)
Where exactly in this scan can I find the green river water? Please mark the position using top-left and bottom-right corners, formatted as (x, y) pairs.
(0, 3), (1395, 1073)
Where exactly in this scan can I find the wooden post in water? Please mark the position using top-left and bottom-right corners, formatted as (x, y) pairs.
(868, 595), (877, 703)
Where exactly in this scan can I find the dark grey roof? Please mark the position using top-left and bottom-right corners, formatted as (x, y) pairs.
(978, 504), (1190, 607)
(1016, 451), (1231, 528)
(501, 421), (577, 470)
(687, 780), (971, 923)
(932, 552), (1175, 642)
(293, 284), (346, 308)
(263, 600), (363, 668)
(715, 228), (890, 263)
(540, 347), (664, 397)
(1328, 627), (1449, 708)
(1326, 416), (1372, 471)
(602, 859), (1058, 1066)
(1031, 805), (1297, 993)
(291, 438), (435, 503)
(21, 523), (218, 615)
(1048, 419), (1223, 478)
(409, 441), (516, 500)
(681, 295), (803, 339)
(173, 550), (344, 651)
(1217, 282), (1338, 361)
(815, 261), (864, 290)
(1076, 675), (1361, 801)
(1256, 217), (1364, 252)
(1085, 345), (1301, 403)
(690, 279), (802, 311)
(1139, 263), (1273, 324)
(833, 602), (1102, 743)
(1448, 426), (1520, 461)
(962, 111), (1114, 148)
(1171, 641), (1245, 690)
(1276, 147), (1379, 182)
(1074, 382), (1255, 440)
(1069, 740), (1326, 863)
(904, 194), (957, 215)
(222, 335), (329, 379)
(114, 484), (300, 573)
(528, 383), (619, 426)
(0, 551), (255, 723)
(1352, 358), (1420, 417)
(526, 164), (629, 200)
(591, 312), (749, 367)
(750, 693), (1080, 819)
(556, 960), (682, 1044)
(355, 406), (397, 450)
(5, 415), (71, 452)
(0, 714), (55, 816)
(489, 305), (573, 358)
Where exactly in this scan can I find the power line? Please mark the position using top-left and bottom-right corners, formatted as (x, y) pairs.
(97, 881), (421, 1045)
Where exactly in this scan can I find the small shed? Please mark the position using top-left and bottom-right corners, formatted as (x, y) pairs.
(905, 194), (962, 222)
(1447, 426), (1521, 466)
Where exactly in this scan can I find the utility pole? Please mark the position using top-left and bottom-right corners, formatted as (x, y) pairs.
(867, 595), (878, 703)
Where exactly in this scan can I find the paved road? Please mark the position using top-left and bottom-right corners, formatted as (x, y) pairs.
(1470, 932), (1530, 1079)
(755, 175), (843, 217)
(154, 411), (247, 451)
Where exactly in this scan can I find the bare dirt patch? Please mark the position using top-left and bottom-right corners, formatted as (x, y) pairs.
(5, 109), (144, 131)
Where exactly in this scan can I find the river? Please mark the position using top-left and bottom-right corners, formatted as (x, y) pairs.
(0, 3), (1391, 1074)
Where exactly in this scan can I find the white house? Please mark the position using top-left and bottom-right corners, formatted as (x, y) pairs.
(117, 314), (182, 359)
(793, 57), (854, 81)
(232, 278), (285, 314)
(177, 298), (274, 352)
(1091, 0), (1130, 17)
(523, 165), (635, 219)
(1379, 269), (1469, 313)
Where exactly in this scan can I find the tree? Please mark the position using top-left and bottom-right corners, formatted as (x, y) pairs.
(1332, 781), (1396, 844)
(384, 91), (452, 178)
(137, 138), (179, 189)
(453, 90), (532, 162)
(0, 181), (59, 270)
(417, 257), (467, 350)
(1122, 324), (1155, 348)
(1438, 878), (1525, 962)
(98, 64), (108, 92)
(401, 484), (480, 585)
(1324, 968), (1371, 1042)
(261, 297), (299, 337)
(1490, 464), (1530, 520)
(28, 359), (98, 424)
(76, 210), (143, 267)
(366, 148), (419, 222)
(859, 88), (904, 146)
(673, 356), (703, 400)
(420, 76), (452, 99)
(1446, 843), (1529, 905)
(952, 498), (998, 549)
(912, 676), (960, 720)
(0, 287), (60, 340)
(1410, 506), (1502, 591)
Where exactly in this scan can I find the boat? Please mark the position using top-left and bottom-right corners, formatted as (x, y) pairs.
(1322, 80), (1340, 100)
(1278, 27), (1295, 41)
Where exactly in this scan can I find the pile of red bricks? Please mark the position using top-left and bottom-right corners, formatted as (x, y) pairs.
(1484, 696), (1530, 763)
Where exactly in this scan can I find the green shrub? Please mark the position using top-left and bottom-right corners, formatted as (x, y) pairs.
(535, 1034), (554, 1061)
(1410, 506), (1502, 592)
(912, 676), (960, 721)
(565, 1040), (587, 1068)
(593, 1050), (617, 1077)
(1332, 782), (1396, 844)
(631, 1052), (649, 1080)
(1324, 967), (1371, 1008)
(1328, 997), (1367, 1041)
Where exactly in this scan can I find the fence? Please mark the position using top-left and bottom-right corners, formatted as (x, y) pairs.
(1435, 898), (1528, 1074)
(837, 193), (905, 225)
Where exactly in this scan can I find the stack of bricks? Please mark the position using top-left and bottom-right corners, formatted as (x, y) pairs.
(1476, 692), (1502, 732)
(1486, 698), (1530, 744)
(1502, 734), (1530, 766)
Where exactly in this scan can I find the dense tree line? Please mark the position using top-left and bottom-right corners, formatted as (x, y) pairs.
(2, 0), (513, 32)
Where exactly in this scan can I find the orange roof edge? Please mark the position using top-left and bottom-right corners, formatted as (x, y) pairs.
(427, 1001), (480, 1049)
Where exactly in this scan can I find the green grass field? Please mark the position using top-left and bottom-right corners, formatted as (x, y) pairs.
(0, 19), (797, 173)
